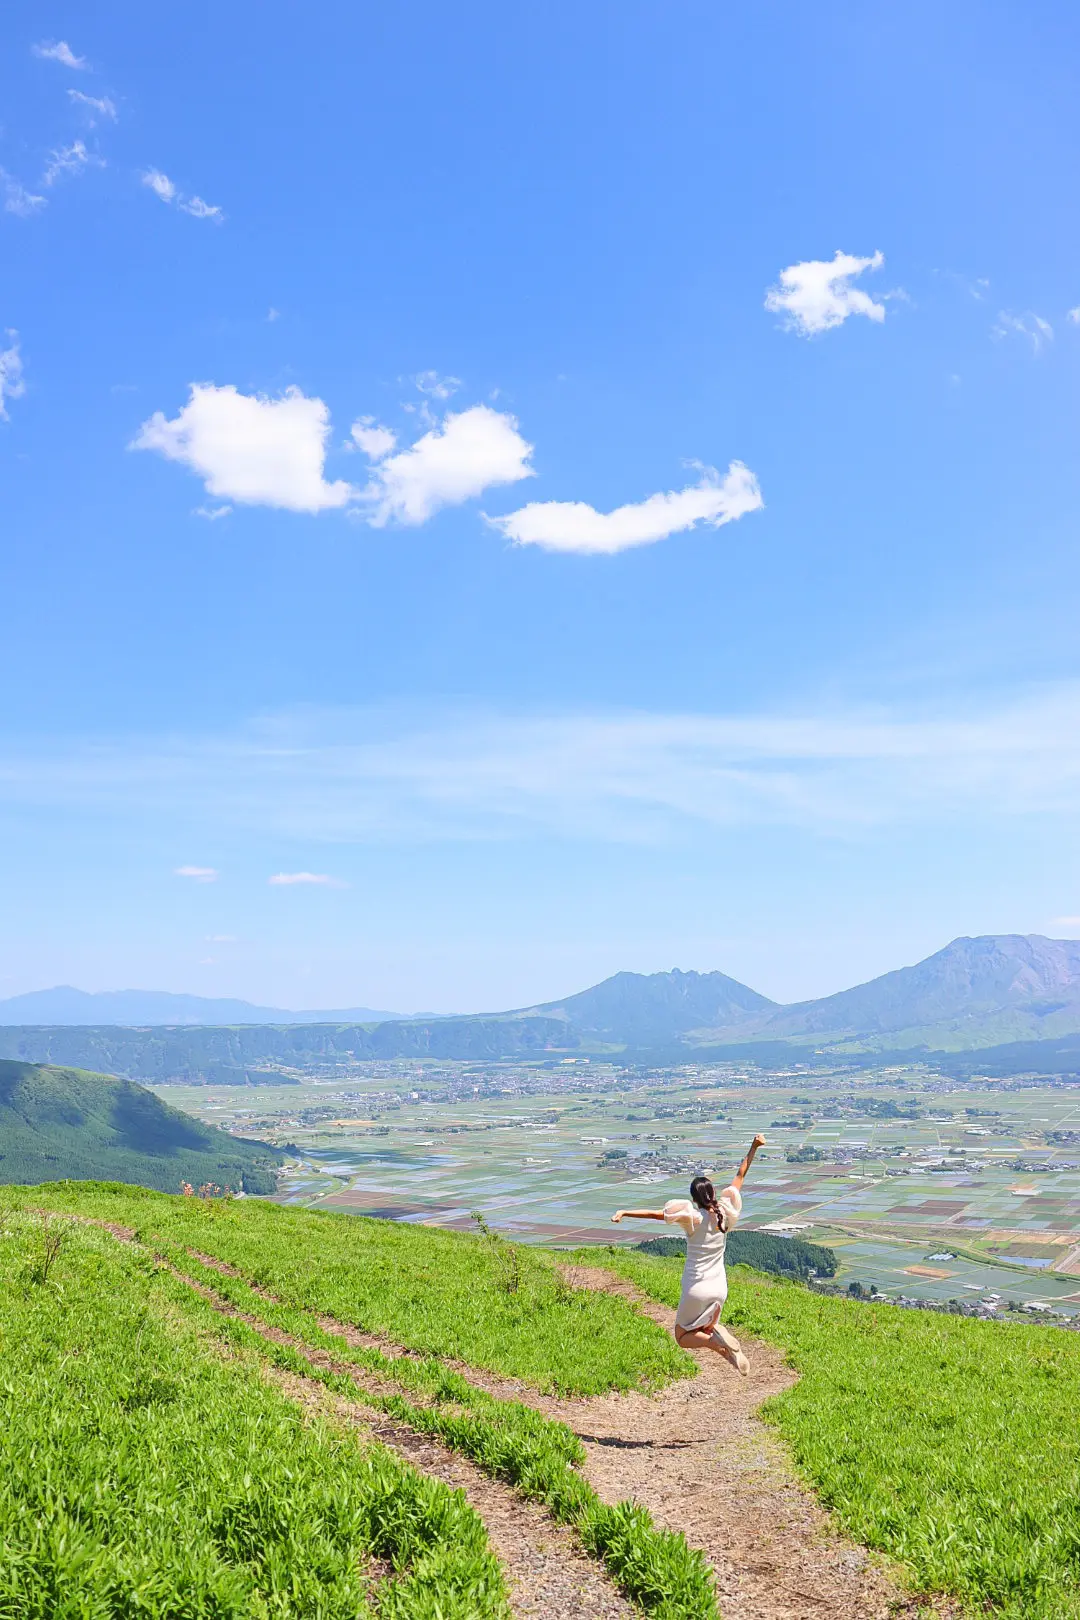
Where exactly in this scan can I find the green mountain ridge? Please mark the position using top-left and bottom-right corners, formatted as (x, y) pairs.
(0, 1060), (286, 1192)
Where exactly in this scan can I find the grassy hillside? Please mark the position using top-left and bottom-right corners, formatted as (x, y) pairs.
(0, 1192), (716, 1617)
(0, 1212), (505, 1618)
(0, 1060), (285, 1193)
(8, 1181), (1080, 1615)
(12, 1178), (688, 1393)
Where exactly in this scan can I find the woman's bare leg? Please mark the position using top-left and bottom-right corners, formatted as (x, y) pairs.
(675, 1306), (749, 1373)
(674, 1303), (722, 1350)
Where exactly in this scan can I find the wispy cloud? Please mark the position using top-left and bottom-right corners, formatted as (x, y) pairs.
(414, 370), (461, 400)
(33, 40), (87, 69)
(1, 170), (46, 217)
(174, 865), (219, 882)
(1068, 308), (1080, 326)
(765, 250), (889, 336)
(68, 89), (118, 123)
(43, 140), (103, 186)
(141, 168), (224, 222)
(0, 333), (25, 420)
(268, 871), (345, 887)
(142, 168), (176, 203)
(181, 194), (223, 221)
(992, 311), (1053, 353)
(490, 461), (762, 555)
(7, 685), (1080, 848)
(193, 503), (233, 522)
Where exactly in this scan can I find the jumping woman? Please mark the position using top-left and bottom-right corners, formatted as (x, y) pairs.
(610, 1133), (766, 1375)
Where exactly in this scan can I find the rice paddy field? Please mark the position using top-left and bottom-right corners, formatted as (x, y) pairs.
(154, 1058), (1080, 1313)
(7, 1181), (1080, 1613)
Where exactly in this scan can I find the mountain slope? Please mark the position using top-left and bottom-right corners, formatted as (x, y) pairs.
(754, 935), (1080, 1048)
(0, 986), (406, 1026)
(523, 968), (776, 1043)
(0, 1060), (285, 1191)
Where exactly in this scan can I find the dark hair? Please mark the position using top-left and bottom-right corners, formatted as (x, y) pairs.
(689, 1175), (726, 1231)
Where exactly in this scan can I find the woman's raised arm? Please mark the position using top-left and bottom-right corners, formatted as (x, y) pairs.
(729, 1133), (766, 1194)
(610, 1208), (666, 1223)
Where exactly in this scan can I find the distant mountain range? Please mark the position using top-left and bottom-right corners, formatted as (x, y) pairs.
(0, 987), (409, 1027)
(2, 935), (1080, 1079)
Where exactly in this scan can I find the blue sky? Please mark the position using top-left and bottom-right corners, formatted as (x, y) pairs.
(2, 2), (1080, 1013)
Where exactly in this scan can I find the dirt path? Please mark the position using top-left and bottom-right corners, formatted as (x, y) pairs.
(536, 1267), (954, 1620)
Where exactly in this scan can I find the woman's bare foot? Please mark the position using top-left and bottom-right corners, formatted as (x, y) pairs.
(708, 1322), (749, 1374)
(710, 1321), (742, 1354)
(718, 1342), (750, 1376)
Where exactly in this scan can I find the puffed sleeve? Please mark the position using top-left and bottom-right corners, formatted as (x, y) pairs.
(662, 1198), (698, 1237)
(718, 1184), (742, 1230)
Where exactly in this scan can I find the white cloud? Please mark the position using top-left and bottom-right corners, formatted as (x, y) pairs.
(43, 140), (103, 186)
(181, 194), (224, 222)
(0, 333), (25, 420)
(765, 250), (887, 336)
(414, 370), (461, 400)
(33, 40), (87, 68)
(142, 168), (223, 222)
(132, 383), (354, 513)
(992, 311), (1053, 353)
(1, 170), (46, 217)
(1067, 308), (1080, 325)
(206, 933), (237, 942)
(361, 404), (533, 526)
(193, 503), (232, 521)
(490, 461), (762, 555)
(268, 871), (343, 886)
(350, 417), (397, 459)
(68, 90), (117, 123)
(142, 168), (176, 203)
(267, 307), (280, 322)
(1052, 916), (1080, 928)
(175, 865), (218, 882)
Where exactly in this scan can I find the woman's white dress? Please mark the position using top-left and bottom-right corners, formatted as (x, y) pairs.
(662, 1187), (742, 1330)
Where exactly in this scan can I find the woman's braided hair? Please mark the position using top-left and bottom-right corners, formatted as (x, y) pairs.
(689, 1174), (726, 1232)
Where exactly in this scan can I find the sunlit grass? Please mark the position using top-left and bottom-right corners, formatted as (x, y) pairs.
(0, 1213), (507, 1618)
(6, 1181), (690, 1393)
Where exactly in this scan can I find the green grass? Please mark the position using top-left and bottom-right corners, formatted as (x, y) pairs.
(25, 1181), (1080, 1616)
(3, 1181), (691, 1394)
(166, 1248), (717, 1619)
(0, 1212), (507, 1619)
(574, 1246), (1080, 1619)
